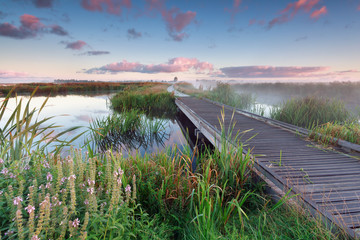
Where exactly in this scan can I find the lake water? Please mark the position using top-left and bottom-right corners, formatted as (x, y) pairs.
(0, 93), (188, 157)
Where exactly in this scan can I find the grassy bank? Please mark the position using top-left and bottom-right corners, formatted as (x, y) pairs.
(111, 83), (177, 118)
(0, 89), (346, 239)
(0, 82), (169, 97)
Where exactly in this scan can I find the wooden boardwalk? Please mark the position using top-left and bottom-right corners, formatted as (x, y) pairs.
(176, 96), (360, 239)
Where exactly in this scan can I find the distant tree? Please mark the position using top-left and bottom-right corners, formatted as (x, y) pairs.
(174, 76), (178, 82)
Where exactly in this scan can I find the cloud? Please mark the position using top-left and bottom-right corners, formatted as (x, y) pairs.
(62, 40), (87, 50)
(220, 66), (330, 78)
(81, 0), (131, 15)
(127, 28), (142, 39)
(310, 6), (327, 19)
(32, 0), (54, 8)
(85, 57), (213, 74)
(268, 0), (326, 28)
(225, 0), (242, 20)
(0, 14), (68, 39)
(295, 36), (308, 41)
(49, 25), (68, 36)
(0, 70), (28, 78)
(145, 0), (196, 41)
(358, 5), (360, 11)
(80, 50), (110, 56)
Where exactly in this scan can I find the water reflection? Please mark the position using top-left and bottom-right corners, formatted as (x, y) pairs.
(0, 93), (188, 157)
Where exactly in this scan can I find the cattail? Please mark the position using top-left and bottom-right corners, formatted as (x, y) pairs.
(16, 209), (24, 240)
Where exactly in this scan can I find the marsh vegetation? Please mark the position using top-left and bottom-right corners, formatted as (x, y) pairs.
(0, 85), (343, 239)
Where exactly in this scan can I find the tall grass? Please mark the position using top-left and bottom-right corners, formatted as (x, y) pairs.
(88, 110), (168, 152)
(270, 96), (353, 128)
(205, 83), (255, 110)
(0, 82), (170, 97)
(0, 89), (81, 162)
(310, 121), (360, 145)
(111, 90), (177, 119)
(0, 89), (344, 239)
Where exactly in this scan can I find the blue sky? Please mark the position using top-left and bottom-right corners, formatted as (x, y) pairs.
(0, 0), (360, 82)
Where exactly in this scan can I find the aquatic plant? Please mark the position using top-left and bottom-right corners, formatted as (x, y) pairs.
(88, 110), (168, 152)
(270, 96), (353, 128)
(111, 89), (177, 119)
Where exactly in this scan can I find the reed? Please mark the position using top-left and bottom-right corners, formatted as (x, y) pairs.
(88, 110), (168, 152)
(309, 121), (360, 145)
(0, 88), (343, 239)
(111, 88), (177, 118)
(270, 96), (353, 128)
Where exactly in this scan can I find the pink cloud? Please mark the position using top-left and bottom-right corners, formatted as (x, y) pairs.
(358, 5), (360, 11)
(220, 66), (330, 78)
(310, 6), (327, 19)
(64, 40), (87, 50)
(145, 0), (196, 41)
(86, 57), (213, 74)
(225, 0), (242, 20)
(20, 14), (44, 30)
(268, 0), (326, 28)
(0, 14), (68, 39)
(0, 70), (28, 78)
(81, 0), (132, 15)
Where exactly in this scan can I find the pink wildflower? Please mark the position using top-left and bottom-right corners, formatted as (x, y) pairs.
(0, 158), (4, 164)
(87, 188), (94, 195)
(13, 196), (23, 206)
(46, 172), (53, 181)
(45, 182), (52, 189)
(84, 199), (89, 205)
(72, 218), (80, 228)
(87, 179), (95, 186)
(125, 185), (131, 193)
(31, 234), (40, 240)
(98, 171), (103, 176)
(1, 168), (8, 175)
(118, 167), (124, 176)
(25, 205), (35, 214)
(117, 178), (122, 185)
(69, 174), (76, 180)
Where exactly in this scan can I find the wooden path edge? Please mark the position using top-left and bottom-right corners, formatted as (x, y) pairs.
(176, 98), (359, 239)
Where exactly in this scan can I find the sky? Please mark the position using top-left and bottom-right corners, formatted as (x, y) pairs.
(0, 0), (360, 83)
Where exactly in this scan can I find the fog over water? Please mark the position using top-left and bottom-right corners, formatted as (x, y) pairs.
(194, 81), (360, 115)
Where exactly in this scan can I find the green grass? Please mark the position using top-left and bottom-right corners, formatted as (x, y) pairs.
(270, 96), (353, 128)
(88, 110), (167, 152)
(111, 87), (177, 119)
(309, 121), (360, 145)
(0, 89), (347, 239)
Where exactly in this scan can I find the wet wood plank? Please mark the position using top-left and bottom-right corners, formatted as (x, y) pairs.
(176, 96), (360, 238)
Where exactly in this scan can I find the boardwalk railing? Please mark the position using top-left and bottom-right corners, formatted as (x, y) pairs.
(176, 97), (360, 239)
